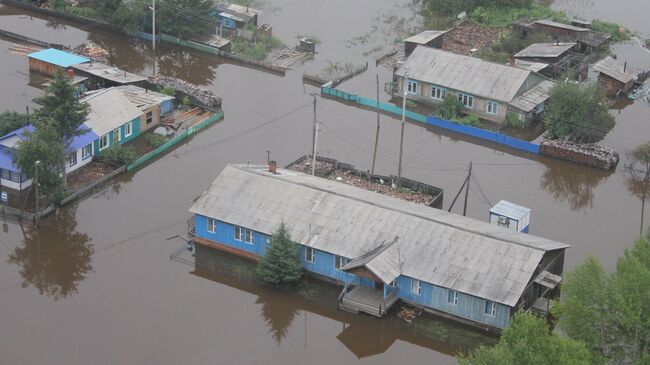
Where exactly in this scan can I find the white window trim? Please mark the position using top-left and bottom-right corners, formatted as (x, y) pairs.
(244, 228), (253, 244)
(99, 134), (109, 151)
(114, 128), (121, 143)
(207, 218), (216, 233)
(69, 151), (77, 166)
(406, 79), (418, 95)
(448, 289), (458, 306)
(305, 247), (315, 263)
(411, 279), (421, 295)
(124, 121), (133, 137)
(430, 85), (447, 101)
(334, 255), (347, 270)
(486, 100), (498, 115)
(82, 143), (92, 160)
(234, 226), (242, 241)
(485, 300), (497, 317)
(458, 93), (474, 109)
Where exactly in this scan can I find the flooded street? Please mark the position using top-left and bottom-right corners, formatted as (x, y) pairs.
(1, 0), (650, 363)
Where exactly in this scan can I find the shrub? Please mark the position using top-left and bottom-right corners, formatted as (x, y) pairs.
(144, 133), (168, 148)
(592, 19), (631, 42)
(0, 111), (29, 136)
(256, 222), (303, 286)
(453, 114), (482, 127)
(435, 94), (464, 120)
(506, 111), (530, 129)
(158, 86), (176, 97)
(100, 144), (138, 166)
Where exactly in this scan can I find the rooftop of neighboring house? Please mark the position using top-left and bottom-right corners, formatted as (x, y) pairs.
(216, 3), (261, 22)
(509, 80), (555, 113)
(81, 88), (143, 137)
(27, 48), (90, 68)
(534, 19), (590, 33)
(71, 62), (147, 84)
(513, 42), (576, 59)
(593, 56), (638, 84)
(513, 59), (551, 73)
(396, 46), (540, 104)
(190, 164), (570, 307)
(110, 85), (174, 112)
(404, 30), (448, 45)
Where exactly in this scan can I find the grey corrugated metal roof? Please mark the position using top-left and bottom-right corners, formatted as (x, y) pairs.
(82, 88), (143, 136)
(514, 59), (550, 73)
(72, 62), (147, 84)
(404, 30), (447, 44)
(189, 165), (570, 306)
(113, 85), (174, 111)
(342, 237), (401, 284)
(579, 31), (611, 47)
(509, 80), (555, 112)
(490, 200), (531, 220)
(514, 43), (576, 59)
(396, 46), (534, 103)
(593, 56), (636, 84)
(534, 19), (589, 33)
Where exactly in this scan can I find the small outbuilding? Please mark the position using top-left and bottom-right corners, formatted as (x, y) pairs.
(489, 200), (531, 233)
(593, 56), (637, 96)
(513, 42), (576, 64)
(532, 19), (589, 40)
(404, 30), (447, 57)
(577, 31), (611, 54)
(27, 48), (90, 76)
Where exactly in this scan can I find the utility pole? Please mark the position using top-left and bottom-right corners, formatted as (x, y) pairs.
(266, 150), (271, 164)
(34, 160), (40, 228)
(371, 74), (380, 174)
(312, 95), (317, 158)
(311, 97), (319, 176)
(462, 161), (472, 217)
(397, 88), (407, 185)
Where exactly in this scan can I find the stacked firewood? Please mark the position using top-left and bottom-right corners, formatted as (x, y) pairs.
(540, 139), (619, 170)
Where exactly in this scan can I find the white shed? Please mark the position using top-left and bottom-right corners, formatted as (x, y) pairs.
(489, 200), (531, 233)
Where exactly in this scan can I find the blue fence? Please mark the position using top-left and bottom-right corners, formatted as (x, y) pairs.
(321, 86), (539, 155)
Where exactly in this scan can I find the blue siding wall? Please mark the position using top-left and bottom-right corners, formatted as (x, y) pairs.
(160, 100), (173, 115)
(195, 215), (269, 256)
(300, 247), (374, 287)
(396, 275), (511, 329)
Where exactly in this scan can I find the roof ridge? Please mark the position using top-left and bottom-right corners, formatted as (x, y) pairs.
(231, 164), (566, 252)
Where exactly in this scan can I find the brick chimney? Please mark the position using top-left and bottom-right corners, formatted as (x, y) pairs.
(66, 68), (74, 79)
(268, 160), (277, 174)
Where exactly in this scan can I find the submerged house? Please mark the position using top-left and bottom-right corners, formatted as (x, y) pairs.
(188, 164), (569, 332)
(0, 125), (97, 191)
(395, 46), (554, 124)
(214, 3), (261, 34)
(28, 48), (90, 77)
(593, 56), (638, 97)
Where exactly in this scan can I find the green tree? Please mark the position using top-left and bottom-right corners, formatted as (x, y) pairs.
(0, 111), (29, 136)
(14, 123), (65, 197)
(435, 94), (464, 120)
(626, 142), (650, 236)
(460, 312), (590, 365)
(157, 0), (214, 38)
(544, 82), (615, 143)
(256, 223), (303, 286)
(32, 70), (90, 187)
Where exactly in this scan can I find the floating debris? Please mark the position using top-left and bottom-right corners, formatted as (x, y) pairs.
(397, 306), (423, 323)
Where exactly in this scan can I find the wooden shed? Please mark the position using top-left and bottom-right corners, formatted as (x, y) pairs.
(27, 48), (90, 76)
(404, 30), (447, 57)
(593, 57), (637, 96)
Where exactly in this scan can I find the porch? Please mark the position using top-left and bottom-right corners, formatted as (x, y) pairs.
(339, 286), (399, 317)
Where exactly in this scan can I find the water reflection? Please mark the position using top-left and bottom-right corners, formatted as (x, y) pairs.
(7, 204), (93, 299)
(539, 160), (611, 211)
(87, 32), (152, 74)
(192, 244), (495, 357)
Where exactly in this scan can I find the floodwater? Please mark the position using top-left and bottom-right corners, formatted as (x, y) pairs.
(0, 0), (649, 363)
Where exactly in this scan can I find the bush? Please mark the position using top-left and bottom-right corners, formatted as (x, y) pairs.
(0, 111), (29, 136)
(506, 111), (530, 129)
(592, 19), (632, 42)
(144, 133), (168, 148)
(158, 86), (176, 97)
(100, 144), (138, 166)
(435, 94), (464, 120)
(455, 114), (482, 127)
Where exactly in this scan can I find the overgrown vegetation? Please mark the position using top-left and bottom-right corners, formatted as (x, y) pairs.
(505, 111), (529, 129)
(256, 223), (303, 287)
(434, 94), (482, 127)
(475, 30), (550, 63)
(592, 19), (632, 43)
(144, 133), (168, 148)
(468, 3), (566, 28)
(232, 36), (285, 61)
(0, 111), (29, 136)
(100, 144), (138, 166)
(158, 86), (176, 97)
(544, 82), (615, 143)
(321, 61), (367, 81)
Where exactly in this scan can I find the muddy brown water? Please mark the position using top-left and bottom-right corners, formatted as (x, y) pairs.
(1, 0), (650, 363)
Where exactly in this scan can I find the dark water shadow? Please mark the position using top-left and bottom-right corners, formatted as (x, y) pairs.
(7, 203), (93, 299)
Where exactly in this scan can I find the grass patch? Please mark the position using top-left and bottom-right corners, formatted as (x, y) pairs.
(592, 19), (632, 42)
(469, 3), (567, 28)
(232, 36), (285, 61)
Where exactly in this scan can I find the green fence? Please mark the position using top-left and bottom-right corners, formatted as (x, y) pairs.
(127, 111), (224, 172)
(160, 33), (220, 55)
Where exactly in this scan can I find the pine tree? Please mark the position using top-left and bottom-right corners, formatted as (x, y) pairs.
(256, 223), (303, 286)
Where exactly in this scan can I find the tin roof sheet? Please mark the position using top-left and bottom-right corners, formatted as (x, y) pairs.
(593, 56), (637, 84)
(27, 48), (90, 68)
(514, 43), (576, 59)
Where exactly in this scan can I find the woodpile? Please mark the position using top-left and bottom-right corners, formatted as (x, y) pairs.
(442, 21), (503, 56)
(540, 139), (619, 170)
(73, 41), (108, 62)
(397, 306), (422, 323)
(148, 75), (222, 109)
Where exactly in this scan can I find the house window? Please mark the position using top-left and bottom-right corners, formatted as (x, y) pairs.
(125, 122), (132, 137)
(430, 85), (447, 100)
(1, 169), (10, 180)
(207, 218), (217, 233)
(68, 151), (77, 167)
(245, 228), (253, 244)
(113, 128), (121, 143)
(458, 93), (474, 109)
(305, 247), (315, 263)
(82, 144), (92, 159)
(146, 111), (153, 125)
(9, 171), (20, 182)
(447, 289), (458, 306)
(406, 80), (418, 95)
(485, 300), (497, 317)
(234, 226), (242, 241)
(410, 279), (421, 295)
(99, 134), (109, 151)
(486, 100), (499, 115)
(334, 255), (347, 270)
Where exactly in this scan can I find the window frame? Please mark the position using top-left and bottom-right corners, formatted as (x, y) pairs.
(484, 300), (497, 317)
(410, 278), (421, 296)
(334, 255), (347, 270)
(99, 134), (109, 151)
(146, 111), (153, 125)
(430, 85), (447, 101)
(68, 151), (77, 167)
(486, 100), (499, 115)
(1, 169), (10, 180)
(124, 121), (132, 137)
(113, 128), (121, 144)
(234, 226), (242, 241)
(244, 228), (253, 244)
(305, 247), (315, 263)
(457, 93), (474, 109)
(406, 79), (418, 95)
(207, 218), (217, 233)
(81, 143), (92, 160)
(447, 289), (459, 306)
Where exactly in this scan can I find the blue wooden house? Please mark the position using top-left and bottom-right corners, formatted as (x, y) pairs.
(188, 164), (569, 332)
